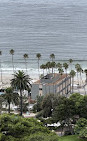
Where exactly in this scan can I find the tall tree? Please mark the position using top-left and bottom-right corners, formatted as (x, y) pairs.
(75, 63), (81, 85)
(78, 67), (83, 86)
(11, 70), (31, 116)
(46, 61), (51, 74)
(40, 64), (46, 76)
(3, 87), (19, 113)
(10, 49), (15, 72)
(52, 96), (75, 134)
(42, 94), (55, 118)
(63, 62), (69, 76)
(63, 63), (69, 95)
(69, 59), (73, 70)
(70, 70), (76, 93)
(23, 53), (28, 72)
(0, 51), (2, 83)
(56, 63), (62, 69)
(50, 53), (55, 62)
(50, 54), (55, 73)
(50, 61), (56, 74)
(36, 53), (41, 72)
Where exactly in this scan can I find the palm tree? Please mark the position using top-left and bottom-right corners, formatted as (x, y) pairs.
(23, 53), (28, 72)
(69, 59), (73, 70)
(58, 68), (64, 77)
(46, 61), (51, 74)
(40, 64), (46, 76)
(0, 51), (2, 83)
(11, 70), (31, 116)
(63, 63), (69, 95)
(10, 49), (15, 72)
(50, 53), (55, 62)
(50, 54), (55, 73)
(70, 70), (76, 93)
(36, 53), (41, 72)
(3, 87), (19, 113)
(50, 61), (56, 74)
(58, 68), (64, 95)
(78, 67), (83, 86)
(56, 63), (62, 69)
(84, 69), (87, 83)
(63, 63), (69, 76)
(75, 63), (81, 85)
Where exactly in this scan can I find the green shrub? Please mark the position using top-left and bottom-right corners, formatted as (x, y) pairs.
(74, 118), (87, 134)
(22, 132), (59, 141)
(0, 114), (59, 141)
(0, 133), (5, 141)
(79, 128), (87, 139)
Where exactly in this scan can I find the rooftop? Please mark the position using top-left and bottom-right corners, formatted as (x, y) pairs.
(34, 73), (69, 85)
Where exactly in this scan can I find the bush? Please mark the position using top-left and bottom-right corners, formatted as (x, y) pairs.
(79, 128), (87, 139)
(0, 114), (59, 141)
(22, 132), (59, 141)
(0, 133), (5, 141)
(74, 118), (87, 134)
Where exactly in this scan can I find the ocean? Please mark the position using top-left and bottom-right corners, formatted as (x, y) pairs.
(0, 0), (87, 78)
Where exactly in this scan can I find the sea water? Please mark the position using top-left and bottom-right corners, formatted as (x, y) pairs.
(0, 0), (87, 78)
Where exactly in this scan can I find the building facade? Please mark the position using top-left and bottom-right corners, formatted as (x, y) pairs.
(31, 73), (71, 99)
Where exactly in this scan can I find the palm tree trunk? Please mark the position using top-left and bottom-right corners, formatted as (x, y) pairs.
(8, 103), (10, 113)
(71, 63), (72, 70)
(52, 67), (53, 74)
(38, 60), (40, 78)
(65, 70), (67, 96)
(42, 69), (44, 75)
(77, 72), (79, 85)
(20, 89), (23, 116)
(25, 59), (27, 72)
(66, 69), (67, 77)
(12, 55), (14, 72)
(38, 60), (39, 72)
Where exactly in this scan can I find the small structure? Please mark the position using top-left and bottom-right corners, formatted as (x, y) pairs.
(31, 73), (71, 99)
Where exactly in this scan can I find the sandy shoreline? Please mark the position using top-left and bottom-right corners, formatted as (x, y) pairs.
(0, 73), (39, 89)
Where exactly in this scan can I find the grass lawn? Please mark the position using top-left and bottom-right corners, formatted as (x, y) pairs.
(59, 135), (87, 141)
